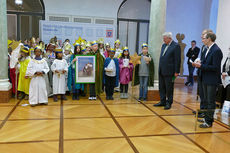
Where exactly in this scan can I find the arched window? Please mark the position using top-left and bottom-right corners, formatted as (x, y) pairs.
(117, 0), (150, 54)
(7, 0), (45, 41)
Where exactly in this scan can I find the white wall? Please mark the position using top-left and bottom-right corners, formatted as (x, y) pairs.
(118, 0), (150, 20)
(166, 0), (212, 75)
(216, 0), (230, 65)
(44, 0), (123, 19)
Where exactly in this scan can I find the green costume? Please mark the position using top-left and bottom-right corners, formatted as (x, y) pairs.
(134, 53), (154, 86)
(87, 50), (104, 95)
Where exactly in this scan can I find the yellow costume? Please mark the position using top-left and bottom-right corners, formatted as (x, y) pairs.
(18, 56), (31, 95)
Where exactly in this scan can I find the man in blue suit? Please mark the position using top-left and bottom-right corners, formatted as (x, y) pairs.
(194, 32), (223, 128)
(154, 32), (181, 110)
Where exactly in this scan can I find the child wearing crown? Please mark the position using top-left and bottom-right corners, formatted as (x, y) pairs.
(26, 46), (49, 106)
(134, 43), (154, 102)
(68, 43), (84, 100)
(17, 47), (31, 100)
(87, 41), (104, 100)
(119, 47), (133, 99)
(103, 48), (119, 100)
(51, 48), (68, 102)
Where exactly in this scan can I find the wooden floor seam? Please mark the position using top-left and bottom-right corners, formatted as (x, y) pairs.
(132, 96), (210, 153)
(0, 99), (22, 130)
(98, 96), (140, 153)
(59, 99), (64, 153)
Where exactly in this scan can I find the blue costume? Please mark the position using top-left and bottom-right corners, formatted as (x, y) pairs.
(67, 54), (84, 99)
(103, 57), (119, 99)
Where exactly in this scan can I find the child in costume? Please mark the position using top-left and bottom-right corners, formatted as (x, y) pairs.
(68, 43), (84, 100)
(85, 42), (91, 54)
(104, 48), (119, 100)
(104, 43), (110, 58)
(26, 46), (49, 106)
(98, 38), (105, 58)
(114, 39), (122, 58)
(9, 41), (22, 97)
(45, 41), (56, 96)
(51, 48), (68, 102)
(134, 43), (154, 102)
(17, 47), (31, 100)
(119, 47), (133, 99)
(87, 41), (104, 100)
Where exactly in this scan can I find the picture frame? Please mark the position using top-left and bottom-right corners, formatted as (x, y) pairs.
(75, 55), (96, 83)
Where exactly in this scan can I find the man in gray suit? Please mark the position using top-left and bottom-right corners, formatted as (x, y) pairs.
(154, 32), (181, 110)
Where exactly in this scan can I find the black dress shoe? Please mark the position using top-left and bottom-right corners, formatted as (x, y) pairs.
(106, 96), (110, 100)
(138, 97), (142, 102)
(199, 122), (212, 128)
(197, 118), (205, 123)
(164, 103), (171, 110)
(154, 102), (166, 107)
(110, 96), (114, 100)
(198, 113), (205, 118)
(185, 82), (189, 86)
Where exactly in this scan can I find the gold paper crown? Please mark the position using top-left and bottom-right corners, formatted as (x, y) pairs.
(34, 45), (42, 50)
(85, 42), (91, 47)
(9, 40), (21, 50)
(91, 41), (97, 46)
(105, 43), (110, 46)
(142, 43), (148, 48)
(54, 48), (63, 53)
(98, 38), (104, 44)
(30, 37), (36, 44)
(81, 46), (86, 51)
(8, 40), (12, 48)
(114, 39), (120, 44)
(39, 42), (45, 51)
(20, 46), (29, 53)
(110, 48), (115, 52)
(64, 43), (72, 51)
(123, 46), (129, 51)
(74, 36), (86, 46)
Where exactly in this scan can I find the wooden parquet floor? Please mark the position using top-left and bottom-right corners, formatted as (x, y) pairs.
(0, 83), (230, 153)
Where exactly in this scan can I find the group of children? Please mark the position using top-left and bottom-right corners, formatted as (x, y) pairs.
(8, 37), (154, 107)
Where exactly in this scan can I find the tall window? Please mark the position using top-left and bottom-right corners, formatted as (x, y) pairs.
(7, 0), (45, 41)
(117, 0), (150, 54)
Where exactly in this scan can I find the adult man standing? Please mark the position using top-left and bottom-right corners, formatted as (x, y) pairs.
(185, 40), (200, 86)
(193, 29), (213, 118)
(154, 32), (181, 110)
(194, 32), (223, 128)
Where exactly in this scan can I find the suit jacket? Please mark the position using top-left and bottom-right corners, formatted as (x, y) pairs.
(159, 41), (181, 76)
(222, 58), (230, 75)
(186, 46), (200, 64)
(200, 43), (223, 85)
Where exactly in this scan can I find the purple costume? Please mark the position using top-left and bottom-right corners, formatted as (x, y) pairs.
(119, 58), (133, 84)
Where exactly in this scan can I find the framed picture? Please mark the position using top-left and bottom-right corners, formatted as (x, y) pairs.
(75, 55), (96, 83)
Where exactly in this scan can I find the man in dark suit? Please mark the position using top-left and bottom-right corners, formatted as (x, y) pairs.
(193, 29), (213, 118)
(194, 32), (223, 128)
(185, 40), (200, 86)
(154, 32), (181, 110)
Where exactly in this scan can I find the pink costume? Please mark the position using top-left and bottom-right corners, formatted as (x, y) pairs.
(119, 58), (133, 84)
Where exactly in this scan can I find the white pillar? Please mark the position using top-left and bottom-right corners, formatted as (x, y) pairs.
(148, 0), (167, 89)
(0, 0), (12, 92)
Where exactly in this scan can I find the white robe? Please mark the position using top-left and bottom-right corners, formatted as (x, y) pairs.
(51, 59), (68, 94)
(26, 59), (50, 105)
